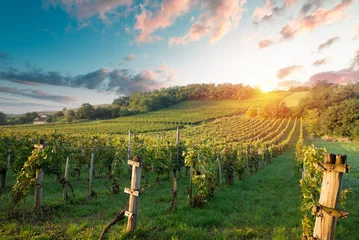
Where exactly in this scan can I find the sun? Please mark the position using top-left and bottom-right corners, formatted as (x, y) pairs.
(260, 82), (277, 93)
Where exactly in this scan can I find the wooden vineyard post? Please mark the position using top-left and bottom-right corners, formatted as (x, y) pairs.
(7, 150), (11, 169)
(89, 152), (94, 197)
(34, 140), (45, 210)
(170, 177), (178, 211)
(63, 157), (69, 201)
(127, 130), (132, 178)
(176, 127), (181, 178)
(313, 153), (350, 240)
(125, 156), (142, 232)
(218, 157), (222, 191)
(2, 150), (11, 188)
(188, 161), (193, 199)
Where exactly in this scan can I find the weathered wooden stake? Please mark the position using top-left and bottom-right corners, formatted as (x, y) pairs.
(34, 141), (45, 210)
(188, 161), (193, 199)
(218, 158), (222, 191)
(34, 169), (44, 209)
(3, 152), (11, 188)
(89, 152), (94, 196)
(125, 156), (142, 232)
(63, 157), (69, 201)
(170, 177), (177, 211)
(7, 152), (11, 169)
(127, 130), (132, 178)
(176, 127), (181, 177)
(313, 153), (350, 240)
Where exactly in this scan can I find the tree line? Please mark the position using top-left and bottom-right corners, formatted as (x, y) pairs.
(296, 80), (359, 140)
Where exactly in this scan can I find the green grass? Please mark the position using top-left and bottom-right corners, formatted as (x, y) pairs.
(283, 92), (309, 108)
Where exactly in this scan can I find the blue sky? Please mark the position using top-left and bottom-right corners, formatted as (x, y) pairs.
(0, 0), (359, 114)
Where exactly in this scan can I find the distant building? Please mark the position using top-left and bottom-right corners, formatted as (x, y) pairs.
(33, 115), (49, 124)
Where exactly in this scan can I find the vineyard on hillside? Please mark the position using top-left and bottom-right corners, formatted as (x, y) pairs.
(0, 94), (357, 239)
(1, 93), (287, 135)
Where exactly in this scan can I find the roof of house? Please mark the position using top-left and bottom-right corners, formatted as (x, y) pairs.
(34, 116), (48, 122)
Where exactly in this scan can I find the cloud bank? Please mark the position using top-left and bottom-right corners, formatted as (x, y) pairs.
(258, 0), (353, 48)
(0, 86), (78, 103)
(308, 49), (359, 85)
(0, 65), (175, 96)
(253, 0), (299, 24)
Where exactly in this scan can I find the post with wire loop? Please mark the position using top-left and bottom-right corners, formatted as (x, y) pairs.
(313, 153), (350, 239)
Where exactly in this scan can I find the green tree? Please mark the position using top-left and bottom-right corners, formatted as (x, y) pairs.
(0, 112), (6, 125)
(76, 103), (95, 120)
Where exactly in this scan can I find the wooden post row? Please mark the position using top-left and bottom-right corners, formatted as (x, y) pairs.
(313, 153), (350, 240)
(125, 156), (142, 232)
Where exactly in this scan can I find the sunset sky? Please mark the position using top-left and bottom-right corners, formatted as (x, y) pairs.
(1, 0), (359, 114)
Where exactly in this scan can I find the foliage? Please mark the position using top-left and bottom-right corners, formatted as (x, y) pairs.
(76, 103), (95, 120)
(300, 145), (326, 238)
(0, 111), (7, 125)
(10, 149), (47, 206)
(296, 80), (359, 139)
(259, 101), (292, 118)
(295, 118), (304, 172)
(245, 108), (258, 118)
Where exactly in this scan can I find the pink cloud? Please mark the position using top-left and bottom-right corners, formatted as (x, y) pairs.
(169, 0), (247, 46)
(280, 0), (353, 40)
(308, 69), (359, 85)
(43, 0), (133, 20)
(317, 36), (340, 52)
(258, 38), (275, 49)
(307, 49), (359, 86)
(277, 80), (301, 89)
(12, 80), (39, 86)
(312, 57), (330, 66)
(155, 64), (176, 82)
(253, 0), (299, 24)
(277, 65), (303, 79)
(135, 0), (192, 43)
(355, 24), (359, 39)
(284, 0), (299, 7)
(253, 0), (272, 21)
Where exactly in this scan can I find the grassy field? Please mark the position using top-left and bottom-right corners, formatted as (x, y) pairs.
(283, 92), (309, 108)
